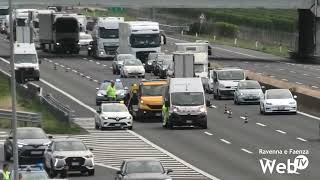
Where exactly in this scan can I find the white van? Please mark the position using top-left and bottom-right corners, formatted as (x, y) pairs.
(212, 67), (245, 99)
(14, 43), (40, 83)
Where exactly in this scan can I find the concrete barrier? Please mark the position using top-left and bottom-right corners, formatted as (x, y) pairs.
(0, 142), (4, 162)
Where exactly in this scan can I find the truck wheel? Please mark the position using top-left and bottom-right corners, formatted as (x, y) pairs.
(88, 169), (95, 176)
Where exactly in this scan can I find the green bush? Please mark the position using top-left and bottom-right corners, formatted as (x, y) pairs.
(188, 21), (239, 38)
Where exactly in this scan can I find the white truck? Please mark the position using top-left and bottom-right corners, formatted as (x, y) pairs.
(39, 12), (80, 54)
(14, 43), (40, 83)
(168, 52), (195, 78)
(118, 21), (166, 63)
(91, 17), (124, 59)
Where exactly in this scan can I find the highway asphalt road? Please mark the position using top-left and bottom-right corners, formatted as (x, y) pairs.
(1, 36), (320, 180)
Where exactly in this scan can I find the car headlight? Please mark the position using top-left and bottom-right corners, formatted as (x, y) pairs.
(85, 154), (93, 158)
(219, 83), (225, 88)
(97, 93), (103, 97)
(148, 62), (152, 65)
(43, 142), (51, 146)
(140, 100), (144, 104)
(56, 43), (60, 45)
(17, 142), (27, 148)
(289, 101), (296, 105)
(100, 51), (104, 55)
(102, 116), (108, 120)
(239, 93), (244, 96)
(127, 116), (132, 119)
(200, 107), (207, 113)
(173, 107), (178, 113)
(266, 102), (272, 105)
(54, 155), (65, 159)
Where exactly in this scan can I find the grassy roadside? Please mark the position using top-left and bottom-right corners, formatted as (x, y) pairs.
(0, 74), (84, 134)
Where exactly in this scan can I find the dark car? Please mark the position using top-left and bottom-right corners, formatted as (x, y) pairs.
(158, 58), (173, 79)
(115, 158), (172, 180)
(153, 54), (172, 76)
(95, 79), (128, 105)
(4, 127), (52, 164)
(146, 52), (164, 73)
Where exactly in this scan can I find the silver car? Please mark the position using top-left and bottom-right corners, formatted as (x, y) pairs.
(96, 79), (128, 105)
(112, 54), (136, 75)
(234, 80), (264, 104)
(44, 138), (95, 178)
(120, 59), (145, 78)
(115, 158), (173, 180)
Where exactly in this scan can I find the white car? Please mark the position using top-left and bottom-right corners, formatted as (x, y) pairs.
(79, 32), (93, 47)
(95, 103), (133, 130)
(120, 58), (145, 78)
(260, 89), (297, 114)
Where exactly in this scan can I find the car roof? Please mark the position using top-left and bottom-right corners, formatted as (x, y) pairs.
(266, 89), (290, 93)
(51, 138), (83, 142)
(124, 158), (161, 162)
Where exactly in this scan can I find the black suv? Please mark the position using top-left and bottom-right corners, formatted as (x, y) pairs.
(4, 127), (52, 164)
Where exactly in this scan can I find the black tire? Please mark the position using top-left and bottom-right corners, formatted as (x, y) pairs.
(201, 121), (208, 129)
(49, 162), (57, 178)
(128, 126), (133, 130)
(88, 169), (95, 176)
(4, 149), (11, 161)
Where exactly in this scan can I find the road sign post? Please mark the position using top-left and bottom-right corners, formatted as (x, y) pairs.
(199, 13), (205, 36)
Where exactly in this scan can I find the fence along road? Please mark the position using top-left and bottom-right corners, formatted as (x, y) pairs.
(69, 118), (213, 179)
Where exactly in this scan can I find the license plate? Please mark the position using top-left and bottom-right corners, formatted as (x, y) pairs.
(186, 120), (192, 124)
(278, 106), (285, 110)
(72, 162), (79, 166)
(155, 113), (161, 116)
(30, 151), (42, 155)
(114, 124), (121, 127)
(248, 96), (254, 99)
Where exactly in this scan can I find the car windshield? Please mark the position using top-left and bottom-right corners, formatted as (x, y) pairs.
(266, 90), (292, 99)
(21, 172), (48, 180)
(80, 34), (92, 40)
(15, 54), (37, 64)
(126, 161), (164, 174)
(102, 104), (128, 112)
(141, 85), (165, 96)
(171, 92), (204, 106)
(100, 81), (124, 90)
(118, 55), (135, 62)
(17, 129), (47, 139)
(130, 34), (161, 48)
(124, 59), (142, 66)
(194, 64), (207, 73)
(238, 81), (261, 89)
(54, 141), (87, 151)
(218, 70), (244, 80)
(99, 28), (119, 39)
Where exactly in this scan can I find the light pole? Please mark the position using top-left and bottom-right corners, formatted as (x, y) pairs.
(8, 0), (19, 179)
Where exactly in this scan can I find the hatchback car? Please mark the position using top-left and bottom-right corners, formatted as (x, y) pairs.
(95, 102), (133, 130)
(96, 79), (128, 105)
(44, 138), (95, 178)
(120, 59), (145, 78)
(79, 32), (93, 48)
(234, 80), (264, 104)
(260, 89), (297, 114)
(115, 158), (172, 180)
(4, 127), (52, 164)
(112, 54), (136, 75)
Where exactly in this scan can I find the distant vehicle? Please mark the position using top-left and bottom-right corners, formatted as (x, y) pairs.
(4, 127), (52, 164)
(260, 89), (297, 114)
(79, 32), (93, 48)
(95, 79), (128, 105)
(158, 56), (173, 79)
(14, 43), (40, 83)
(10, 164), (50, 180)
(153, 54), (173, 76)
(44, 138), (95, 178)
(145, 52), (164, 73)
(91, 17), (124, 59)
(112, 54), (136, 75)
(127, 80), (167, 121)
(162, 78), (208, 129)
(170, 52), (195, 78)
(212, 68), (245, 99)
(118, 21), (166, 63)
(86, 20), (95, 31)
(39, 12), (80, 54)
(115, 158), (173, 180)
(120, 58), (145, 78)
(95, 102), (133, 130)
(234, 80), (264, 104)
(195, 39), (213, 57)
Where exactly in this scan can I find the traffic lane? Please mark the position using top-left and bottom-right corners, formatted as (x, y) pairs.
(216, 60), (320, 88)
(0, 34), (9, 57)
(68, 165), (116, 180)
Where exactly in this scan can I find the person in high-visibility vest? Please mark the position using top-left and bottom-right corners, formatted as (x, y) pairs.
(2, 164), (10, 180)
(162, 103), (169, 127)
(106, 80), (117, 101)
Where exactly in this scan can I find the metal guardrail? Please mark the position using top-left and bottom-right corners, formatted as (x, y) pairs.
(41, 94), (75, 123)
(0, 108), (42, 127)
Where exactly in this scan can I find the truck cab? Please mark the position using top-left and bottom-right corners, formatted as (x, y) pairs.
(92, 17), (124, 59)
(127, 80), (167, 121)
(212, 67), (245, 99)
(14, 43), (40, 83)
(162, 78), (207, 129)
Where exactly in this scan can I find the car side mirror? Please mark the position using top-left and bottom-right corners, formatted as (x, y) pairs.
(166, 169), (173, 174)
(116, 170), (122, 175)
(293, 95), (297, 99)
(96, 87), (99, 90)
(48, 135), (53, 139)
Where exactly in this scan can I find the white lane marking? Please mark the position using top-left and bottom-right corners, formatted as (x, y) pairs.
(257, 73), (262, 75)
(164, 50), (168, 52)
(240, 116), (246, 120)
(109, 67), (113, 69)
(210, 105), (217, 108)
(103, 64), (107, 67)
(96, 62), (100, 65)
(220, 139), (231, 144)
(96, 163), (120, 171)
(49, 60), (53, 63)
(290, 71), (296, 73)
(312, 86), (319, 89)
(279, 69), (284, 71)
(270, 75), (275, 78)
(86, 76), (91, 79)
(80, 73), (84, 76)
(60, 65), (65, 68)
(93, 80), (98, 83)
(256, 123), (266, 127)
(241, 148), (253, 154)
(296, 137), (307, 142)
(297, 111), (320, 121)
(295, 82), (303, 85)
(276, 130), (287, 134)
(89, 60), (93, 62)
(72, 70), (77, 73)
(83, 58), (87, 60)
(303, 74), (309, 76)
(204, 132), (213, 136)
(281, 79), (288, 81)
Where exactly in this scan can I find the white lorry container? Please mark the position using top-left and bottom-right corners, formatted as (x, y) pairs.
(118, 21), (166, 63)
(171, 52), (194, 78)
(91, 17), (124, 59)
(14, 43), (40, 83)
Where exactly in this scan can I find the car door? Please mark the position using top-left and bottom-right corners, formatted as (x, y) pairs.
(44, 143), (53, 168)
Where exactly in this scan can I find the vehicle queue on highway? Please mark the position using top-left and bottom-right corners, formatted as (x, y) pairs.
(1, 6), (299, 180)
